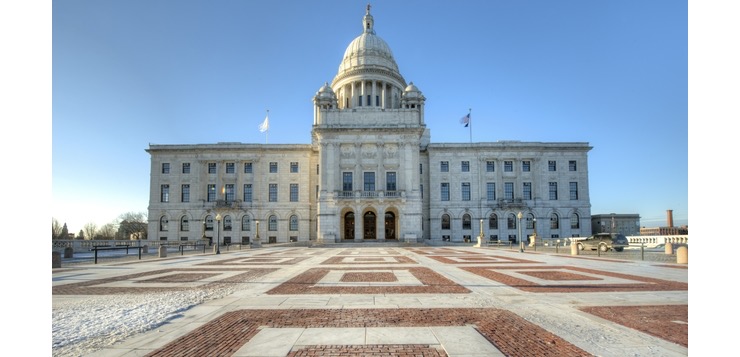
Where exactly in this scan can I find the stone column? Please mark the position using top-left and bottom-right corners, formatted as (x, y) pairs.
(52, 251), (61, 268)
(676, 246), (688, 264)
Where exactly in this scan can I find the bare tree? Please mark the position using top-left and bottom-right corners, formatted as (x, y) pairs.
(97, 223), (117, 240)
(117, 212), (148, 240)
(52, 218), (63, 239)
(84, 222), (98, 241)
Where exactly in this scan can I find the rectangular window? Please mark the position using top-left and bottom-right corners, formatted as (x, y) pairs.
(226, 163), (235, 174)
(420, 184), (423, 199)
(290, 183), (299, 202)
(504, 161), (513, 172)
(290, 162), (299, 173)
(504, 182), (514, 200)
(569, 160), (577, 171)
(243, 184), (252, 202)
(269, 184), (278, 202)
(161, 163), (170, 174)
(244, 162), (253, 173)
(316, 185), (319, 199)
(386, 172), (397, 191)
(440, 161), (449, 172)
(317, 164), (319, 175)
(522, 160), (531, 172)
(548, 160), (557, 171)
(225, 184), (235, 201)
(363, 172), (375, 191)
(570, 182), (578, 200)
(461, 161), (470, 172)
(462, 182), (471, 201)
(419, 163), (423, 174)
(367, 94), (371, 106)
(208, 163), (216, 174)
(549, 182), (558, 200)
(523, 182), (532, 200)
(182, 162), (190, 174)
(269, 162), (278, 173)
(486, 182), (495, 201)
(181, 184), (190, 202)
(207, 184), (216, 202)
(486, 161), (495, 172)
(160, 184), (169, 202)
(441, 183), (450, 201)
(343, 172), (353, 191)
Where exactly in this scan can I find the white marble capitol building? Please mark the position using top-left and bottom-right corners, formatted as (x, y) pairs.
(146, 7), (593, 245)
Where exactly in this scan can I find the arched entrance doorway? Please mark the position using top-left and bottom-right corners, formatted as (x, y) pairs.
(363, 211), (376, 239)
(385, 212), (396, 239)
(344, 212), (355, 240)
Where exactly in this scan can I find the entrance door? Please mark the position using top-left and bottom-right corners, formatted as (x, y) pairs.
(385, 212), (396, 239)
(344, 212), (355, 240)
(363, 211), (376, 239)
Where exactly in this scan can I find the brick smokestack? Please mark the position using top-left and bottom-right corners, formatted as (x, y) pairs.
(666, 209), (674, 228)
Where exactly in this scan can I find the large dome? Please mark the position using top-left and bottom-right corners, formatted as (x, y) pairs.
(336, 6), (400, 75)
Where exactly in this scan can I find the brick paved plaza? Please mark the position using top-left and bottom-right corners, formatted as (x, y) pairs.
(52, 245), (688, 356)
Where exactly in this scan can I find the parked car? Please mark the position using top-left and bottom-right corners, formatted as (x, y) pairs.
(577, 233), (629, 252)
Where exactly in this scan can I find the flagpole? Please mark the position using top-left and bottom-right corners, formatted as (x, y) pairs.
(468, 108), (472, 144)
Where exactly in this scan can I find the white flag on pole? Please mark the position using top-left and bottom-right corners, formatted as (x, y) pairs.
(259, 113), (269, 133)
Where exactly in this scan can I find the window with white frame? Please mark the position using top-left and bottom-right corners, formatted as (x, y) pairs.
(180, 216), (189, 231)
(363, 172), (375, 191)
(504, 182), (514, 200)
(290, 183), (299, 202)
(569, 182), (578, 200)
(269, 184), (278, 202)
(549, 182), (558, 200)
(181, 184), (190, 202)
(243, 184), (252, 202)
(242, 215), (251, 231)
(289, 215), (298, 231)
(343, 172), (353, 191)
(268, 215), (277, 231)
(160, 184), (169, 202)
(486, 182), (495, 201)
(523, 182), (532, 200)
(386, 172), (396, 191)
(224, 184), (235, 202)
(462, 182), (471, 201)
(441, 182), (450, 201)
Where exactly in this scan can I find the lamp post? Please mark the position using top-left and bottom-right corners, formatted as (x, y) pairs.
(517, 211), (524, 252)
(532, 217), (537, 251)
(215, 213), (221, 254)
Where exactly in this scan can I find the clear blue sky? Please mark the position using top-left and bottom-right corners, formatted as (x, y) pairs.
(48, 0), (689, 233)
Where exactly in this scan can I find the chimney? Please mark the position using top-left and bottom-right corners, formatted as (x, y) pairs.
(666, 209), (674, 228)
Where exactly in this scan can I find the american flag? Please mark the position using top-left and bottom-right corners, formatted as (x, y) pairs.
(459, 113), (470, 127)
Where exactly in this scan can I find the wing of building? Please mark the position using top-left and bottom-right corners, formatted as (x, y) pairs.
(146, 7), (593, 245)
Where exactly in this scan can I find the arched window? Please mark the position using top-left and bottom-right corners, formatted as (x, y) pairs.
(462, 214), (472, 230)
(223, 215), (232, 231)
(489, 213), (498, 229)
(268, 215), (278, 231)
(205, 215), (214, 231)
(508, 214), (517, 229)
(242, 215), (251, 231)
(289, 215), (298, 231)
(571, 213), (580, 229)
(441, 214), (451, 230)
(526, 213), (535, 229)
(159, 216), (168, 231)
(180, 216), (189, 231)
(550, 213), (560, 229)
